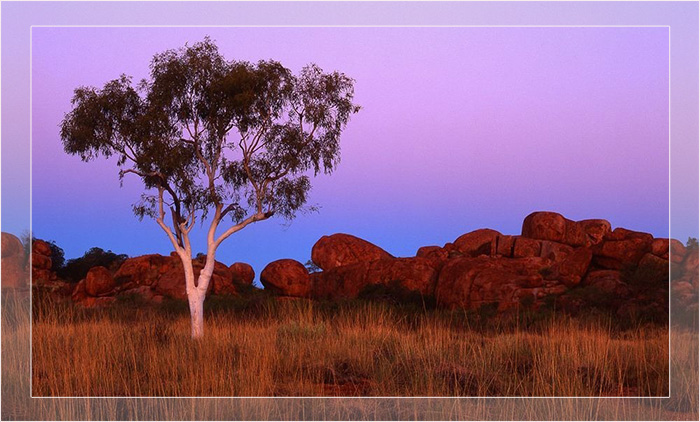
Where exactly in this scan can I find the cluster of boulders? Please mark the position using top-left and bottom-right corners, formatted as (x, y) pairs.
(1, 233), (254, 307)
(1, 211), (697, 317)
(259, 212), (698, 316)
(68, 253), (255, 307)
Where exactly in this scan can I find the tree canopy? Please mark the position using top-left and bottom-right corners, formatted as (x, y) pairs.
(60, 37), (360, 250)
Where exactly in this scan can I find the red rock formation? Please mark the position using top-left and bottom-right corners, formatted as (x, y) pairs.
(435, 257), (546, 309)
(313, 257), (438, 300)
(593, 238), (651, 270)
(85, 266), (116, 297)
(453, 229), (500, 257)
(230, 262), (255, 285)
(1, 232), (27, 289)
(311, 233), (393, 271)
(260, 259), (311, 297)
(416, 246), (449, 270)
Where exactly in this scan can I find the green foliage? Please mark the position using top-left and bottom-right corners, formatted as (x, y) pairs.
(687, 237), (699, 250)
(58, 247), (128, 283)
(60, 37), (361, 240)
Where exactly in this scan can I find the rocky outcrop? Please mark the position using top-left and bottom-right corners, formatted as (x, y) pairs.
(263, 211), (692, 318)
(1, 233), (27, 289)
(70, 253), (253, 305)
(453, 229), (500, 256)
(312, 257), (438, 300)
(311, 233), (393, 271)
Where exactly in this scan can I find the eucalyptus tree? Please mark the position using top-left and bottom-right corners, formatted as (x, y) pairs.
(60, 38), (360, 338)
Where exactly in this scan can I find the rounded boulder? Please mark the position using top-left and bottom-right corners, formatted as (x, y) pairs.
(311, 233), (393, 271)
(260, 259), (311, 297)
(85, 266), (116, 297)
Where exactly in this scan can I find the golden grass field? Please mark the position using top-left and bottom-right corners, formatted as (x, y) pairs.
(2, 289), (698, 420)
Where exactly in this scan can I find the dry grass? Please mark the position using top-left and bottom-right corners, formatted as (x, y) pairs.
(2, 289), (698, 420)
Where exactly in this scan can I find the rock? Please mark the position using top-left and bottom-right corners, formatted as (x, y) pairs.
(416, 246), (449, 270)
(154, 266), (188, 300)
(495, 235), (515, 257)
(604, 227), (654, 242)
(312, 257), (438, 299)
(311, 233), (393, 271)
(539, 241), (574, 263)
(549, 247), (593, 287)
(435, 257), (546, 309)
(651, 238), (686, 263)
(260, 259), (311, 297)
(582, 270), (630, 296)
(114, 254), (174, 287)
(522, 211), (567, 243)
(71, 279), (88, 303)
(513, 237), (542, 258)
(32, 254), (52, 271)
(32, 239), (52, 257)
(230, 262), (255, 285)
(453, 229), (500, 256)
(593, 238), (651, 270)
(1, 233), (27, 289)
(122, 285), (155, 301)
(521, 211), (587, 247)
(85, 266), (116, 296)
(2, 232), (24, 258)
(577, 219), (611, 246)
(366, 257), (437, 296)
(681, 248), (698, 276)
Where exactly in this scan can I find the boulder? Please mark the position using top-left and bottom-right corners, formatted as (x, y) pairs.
(435, 257), (546, 309)
(582, 270), (630, 296)
(512, 237), (542, 258)
(495, 235), (515, 257)
(71, 279), (88, 303)
(522, 211), (567, 243)
(453, 229), (500, 256)
(2, 232), (24, 258)
(311, 233), (393, 271)
(230, 262), (255, 285)
(539, 241), (574, 263)
(312, 257), (438, 299)
(154, 266), (188, 300)
(260, 259), (311, 297)
(32, 239), (52, 257)
(1, 233), (27, 289)
(521, 211), (587, 247)
(651, 238), (686, 263)
(604, 227), (654, 242)
(416, 246), (449, 270)
(593, 238), (651, 270)
(577, 219), (611, 246)
(114, 254), (175, 287)
(85, 266), (116, 296)
(549, 247), (593, 287)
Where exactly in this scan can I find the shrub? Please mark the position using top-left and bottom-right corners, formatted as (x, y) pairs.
(58, 247), (128, 282)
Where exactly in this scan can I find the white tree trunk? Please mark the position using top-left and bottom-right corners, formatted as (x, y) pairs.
(187, 287), (206, 339)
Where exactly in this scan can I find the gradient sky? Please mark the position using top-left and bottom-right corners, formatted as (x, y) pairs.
(2, 2), (697, 286)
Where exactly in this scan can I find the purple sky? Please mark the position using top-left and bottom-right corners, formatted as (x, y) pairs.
(29, 26), (671, 279)
(2, 2), (697, 286)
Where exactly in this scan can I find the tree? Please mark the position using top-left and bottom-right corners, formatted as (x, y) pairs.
(60, 38), (360, 338)
(59, 247), (128, 283)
